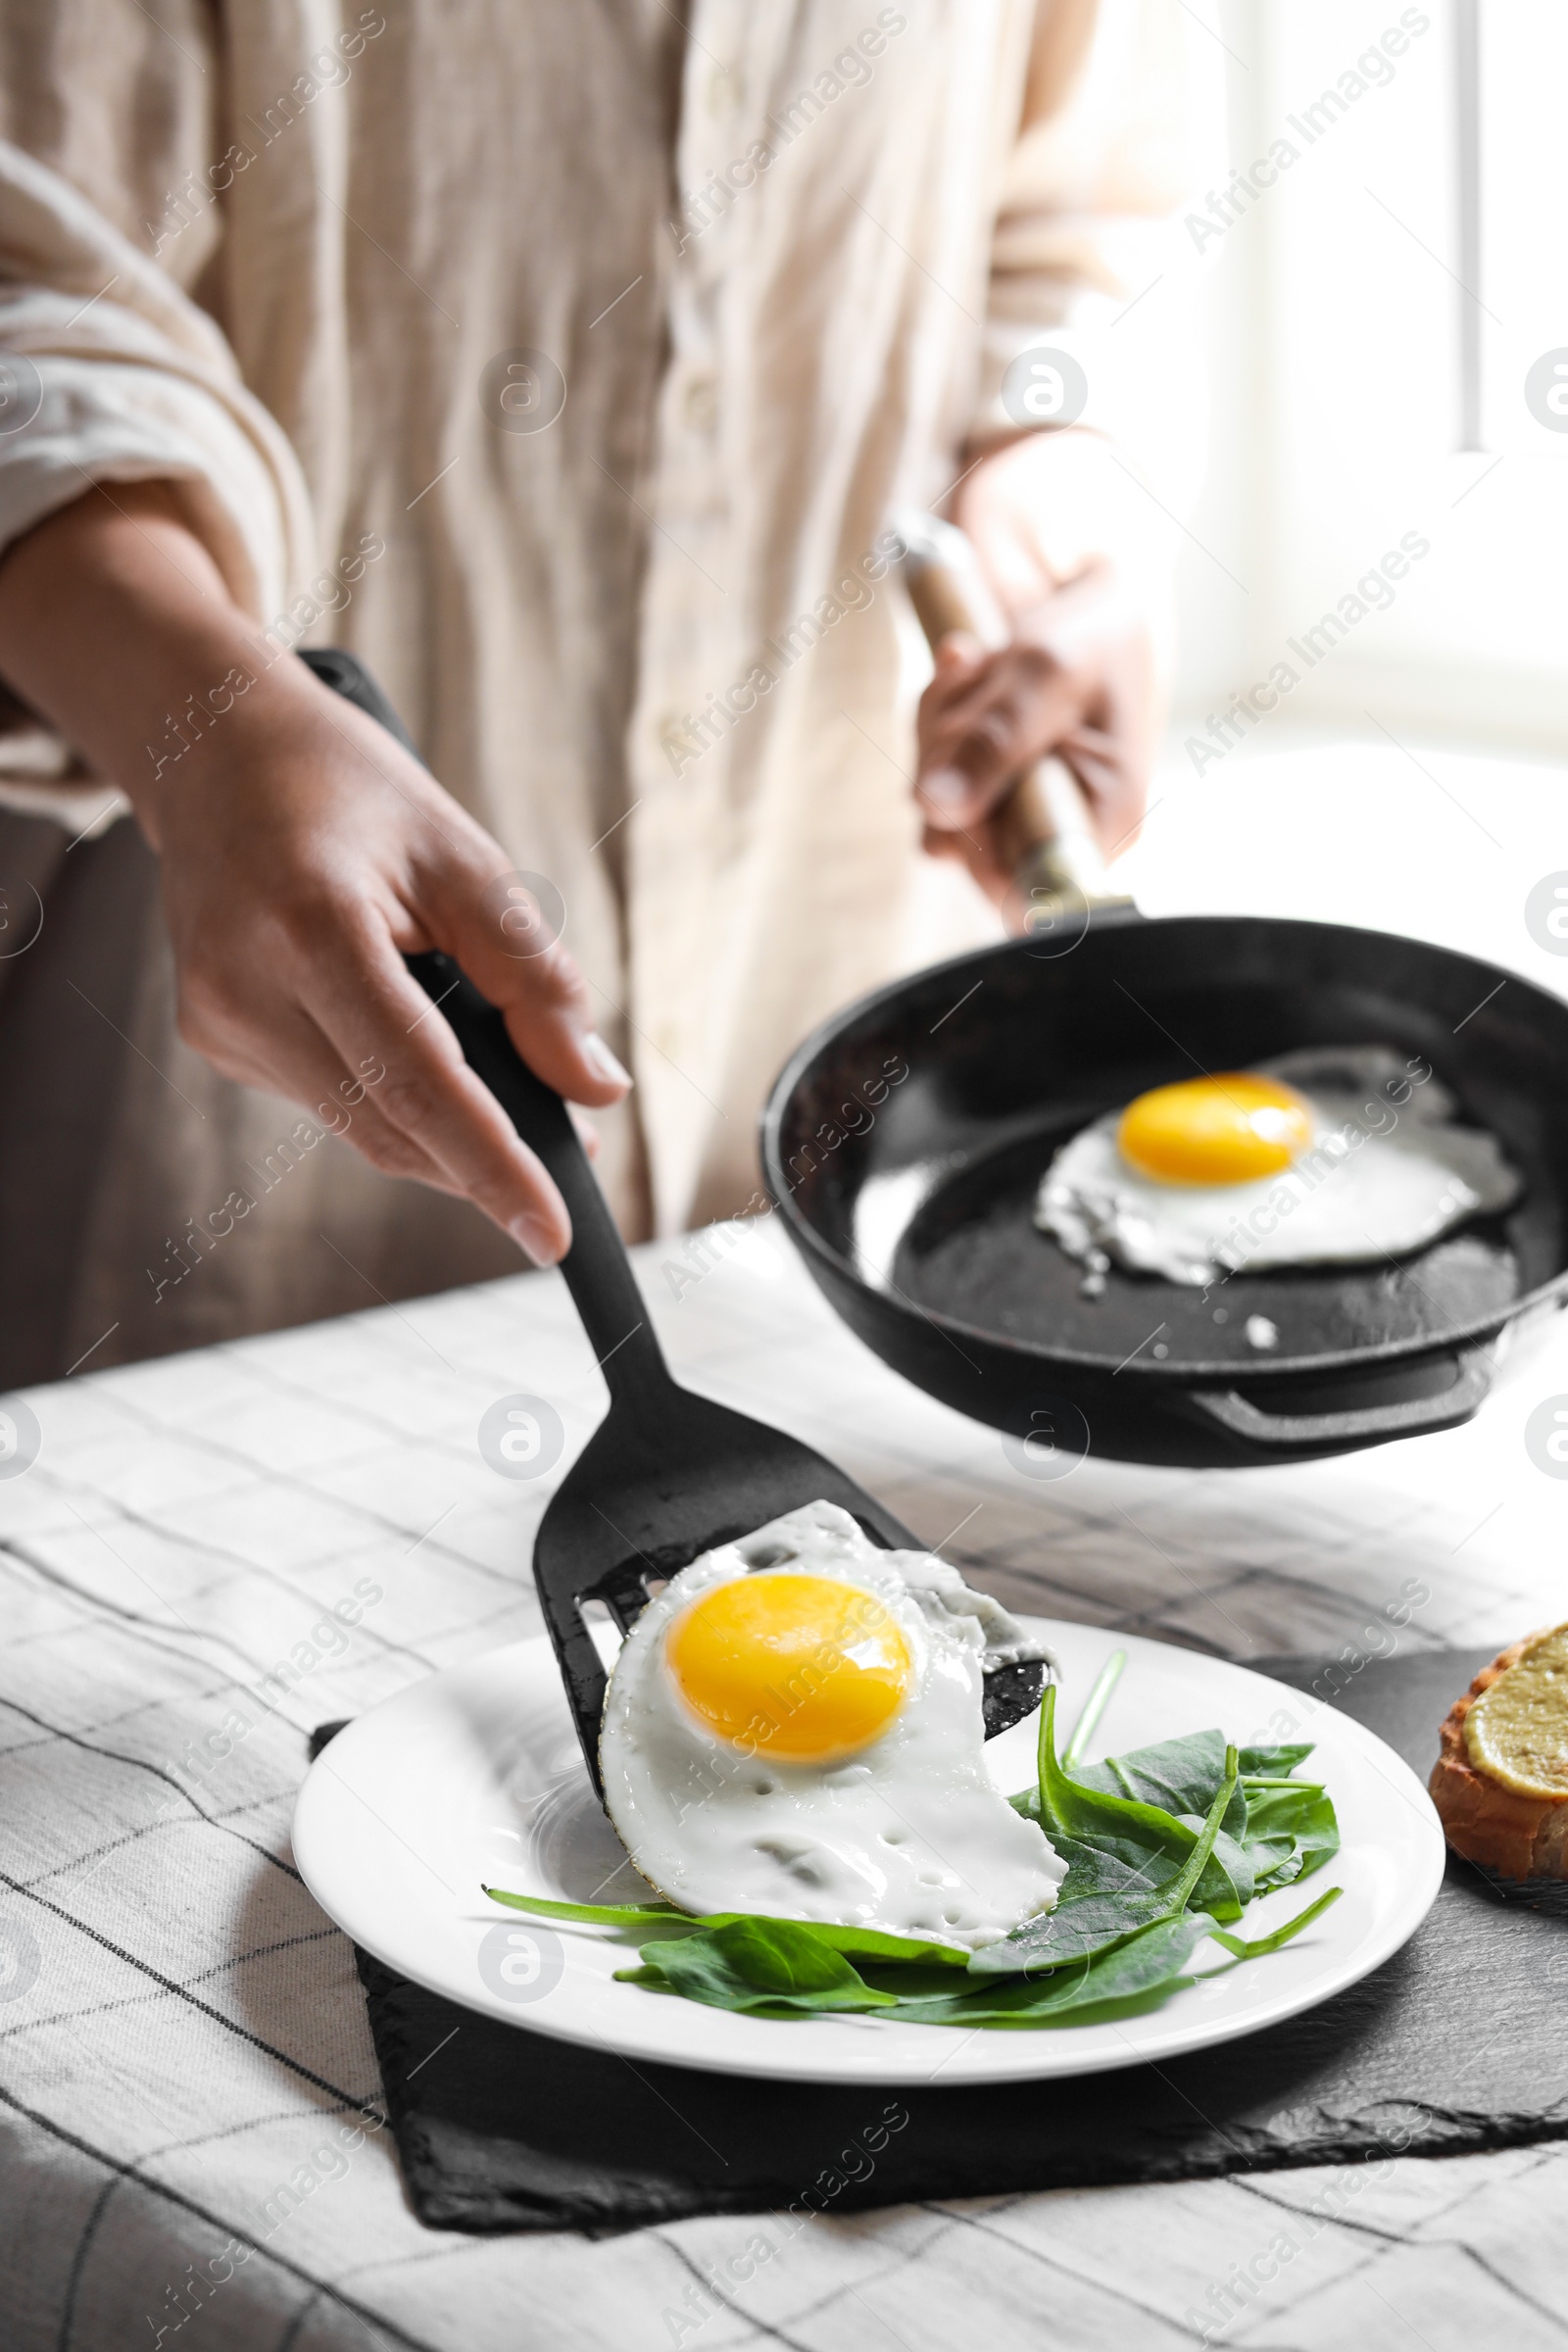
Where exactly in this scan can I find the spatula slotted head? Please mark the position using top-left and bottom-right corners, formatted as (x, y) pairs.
(533, 1386), (1043, 1798)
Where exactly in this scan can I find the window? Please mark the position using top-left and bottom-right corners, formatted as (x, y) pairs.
(1177, 0), (1568, 747)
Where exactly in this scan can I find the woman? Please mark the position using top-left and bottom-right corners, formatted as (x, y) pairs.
(0, 0), (1185, 1380)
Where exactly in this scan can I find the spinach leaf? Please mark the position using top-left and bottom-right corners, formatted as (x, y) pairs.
(1239, 1780), (1340, 1883)
(888, 1912), (1218, 2027)
(689, 1919), (968, 1969)
(1076, 1727), (1243, 1830)
(1017, 1686), (1252, 1917)
(975, 1739), (1241, 1974)
(966, 1832), (1186, 1976)
(782, 1924), (965, 1968)
(1237, 1742), (1316, 1776)
(1018, 1711), (1322, 1913)
(1027, 1685), (1205, 1858)
(1204, 1883), (1343, 1960)
(1060, 1647), (1128, 1769)
(1191, 1822), (1252, 1919)
(1027, 1824), (1245, 1922)
(485, 1886), (968, 1967)
(622, 1917), (899, 2014)
(484, 1887), (682, 1926)
(955, 1884), (1343, 2026)
(991, 1909), (1216, 2018)
(1241, 1836), (1299, 1892)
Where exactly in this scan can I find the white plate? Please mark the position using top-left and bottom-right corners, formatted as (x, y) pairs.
(292, 1621), (1446, 2086)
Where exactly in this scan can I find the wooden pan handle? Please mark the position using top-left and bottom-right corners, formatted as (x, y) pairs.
(898, 511), (1126, 920)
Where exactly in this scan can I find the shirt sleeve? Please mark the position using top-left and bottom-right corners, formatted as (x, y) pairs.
(971, 0), (1199, 452)
(0, 33), (316, 827)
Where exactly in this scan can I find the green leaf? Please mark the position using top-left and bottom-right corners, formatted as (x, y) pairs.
(1240, 1836), (1298, 1892)
(1034, 1688), (1248, 1893)
(852, 1962), (985, 1999)
(1015, 1819), (1249, 1922)
(1189, 1822), (1252, 1919)
(1239, 1781), (1341, 1884)
(1077, 1727), (1243, 1832)
(894, 1912), (1218, 2027)
(977, 1741), (1242, 1974)
(632, 1917), (900, 2014)
(1045, 1729), (1328, 1914)
(484, 1887), (684, 1926)
(1060, 1648), (1128, 1770)
(1030, 1686), (1204, 1859)
(483, 1887), (968, 1966)
(967, 1833), (1184, 1974)
(1204, 1884), (1343, 1960)
(1237, 1742), (1316, 1777)
(992, 1910), (1217, 2018)
(764, 1921), (968, 1968)
(1150, 1742), (1240, 1912)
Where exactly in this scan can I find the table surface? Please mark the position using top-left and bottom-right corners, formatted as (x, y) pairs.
(3, 1198), (1567, 2352)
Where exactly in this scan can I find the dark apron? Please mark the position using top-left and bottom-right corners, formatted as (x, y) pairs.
(0, 810), (525, 1386)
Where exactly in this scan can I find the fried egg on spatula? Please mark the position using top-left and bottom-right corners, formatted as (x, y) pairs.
(1035, 1045), (1521, 1290)
(598, 1501), (1063, 1950)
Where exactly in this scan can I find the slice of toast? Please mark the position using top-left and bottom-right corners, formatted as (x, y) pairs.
(1430, 1633), (1568, 1880)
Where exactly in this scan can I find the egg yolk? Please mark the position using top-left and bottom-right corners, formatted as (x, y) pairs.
(665, 1573), (911, 1762)
(1116, 1073), (1313, 1187)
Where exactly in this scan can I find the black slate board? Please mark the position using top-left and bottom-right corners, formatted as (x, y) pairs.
(311, 1645), (1568, 2234)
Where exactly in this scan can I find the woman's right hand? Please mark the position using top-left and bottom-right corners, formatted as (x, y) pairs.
(0, 483), (629, 1262)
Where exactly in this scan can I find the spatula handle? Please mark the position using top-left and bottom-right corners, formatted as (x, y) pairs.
(406, 968), (674, 1399)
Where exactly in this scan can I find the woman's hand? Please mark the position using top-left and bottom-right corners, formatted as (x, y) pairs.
(0, 483), (629, 1262)
(913, 431), (1165, 913)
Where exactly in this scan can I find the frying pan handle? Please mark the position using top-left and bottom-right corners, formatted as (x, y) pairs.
(1171, 1347), (1494, 1450)
(895, 510), (1132, 920)
(297, 648), (675, 1405)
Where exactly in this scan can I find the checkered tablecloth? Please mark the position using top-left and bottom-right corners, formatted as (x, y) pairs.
(2, 1196), (1566, 2352)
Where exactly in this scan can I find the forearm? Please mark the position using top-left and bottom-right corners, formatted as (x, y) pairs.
(0, 481), (317, 848)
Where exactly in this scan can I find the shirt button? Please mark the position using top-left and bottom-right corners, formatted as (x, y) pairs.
(707, 62), (742, 113)
(683, 374), (717, 431)
(656, 711), (695, 769)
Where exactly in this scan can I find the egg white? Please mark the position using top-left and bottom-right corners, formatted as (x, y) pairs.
(598, 1501), (1062, 1951)
(1035, 1045), (1521, 1289)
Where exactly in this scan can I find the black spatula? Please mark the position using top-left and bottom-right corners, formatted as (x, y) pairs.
(406, 953), (1044, 1796)
(297, 649), (1042, 1799)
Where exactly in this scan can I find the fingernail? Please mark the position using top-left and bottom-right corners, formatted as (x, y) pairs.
(510, 1210), (564, 1265)
(582, 1032), (632, 1090)
(920, 767), (970, 815)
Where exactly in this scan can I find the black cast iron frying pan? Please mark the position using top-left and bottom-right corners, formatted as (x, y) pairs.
(760, 910), (1568, 1469)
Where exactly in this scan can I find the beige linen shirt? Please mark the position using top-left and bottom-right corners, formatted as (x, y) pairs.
(0, 0), (1185, 1332)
